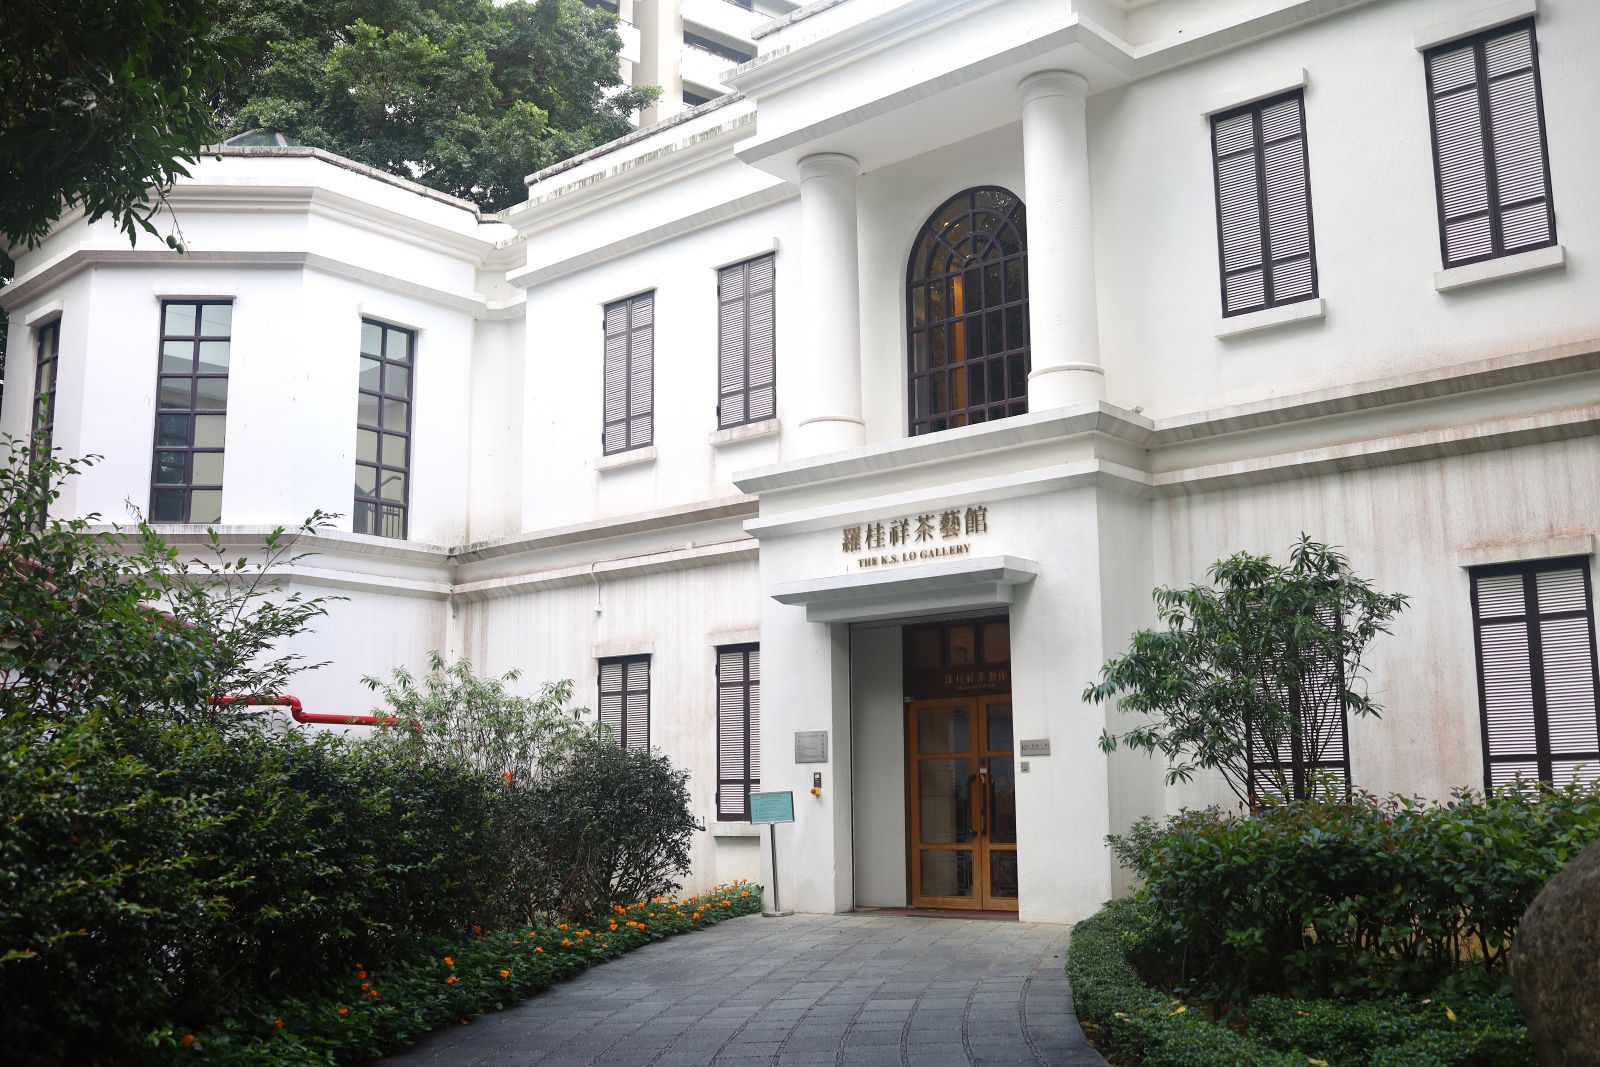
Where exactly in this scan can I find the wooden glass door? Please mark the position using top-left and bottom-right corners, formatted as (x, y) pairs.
(908, 695), (1018, 911)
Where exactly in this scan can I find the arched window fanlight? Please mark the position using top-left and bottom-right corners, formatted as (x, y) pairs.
(906, 187), (1029, 436)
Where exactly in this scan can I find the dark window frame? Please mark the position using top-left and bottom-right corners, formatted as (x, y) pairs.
(150, 300), (232, 524)
(602, 292), (654, 455)
(1470, 557), (1600, 789)
(716, 253), (777, 430)
(716, 643), (760, 821)
(354, 318), (415, 540)
(598, 654), (651, 753)
(905, 187), (1030, 437)
(30, 317), (61, 453)
(1423, 18), (1557, 269)
(1209, 89), (1320, 317)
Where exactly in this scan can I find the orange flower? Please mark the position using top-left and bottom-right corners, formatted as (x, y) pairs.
(338, 1008), (349, 1016)
(360, 982), (370, 990)
(472, 925), (481, 934)
(447, 975), (458, 985)
(561, 938), (572, 946)
(274, 1019), (284, 1030)
(500, 969), (510, 977)
(369, 989), (380, 998)
(444, 956), (454, 966)
(535, 946), (544, 953)
(638, 923), (646, 930)
(355, 962), (364, 969)
(558, 923), (569, 930)
(357, 970), (367, 979)
(181, 1034), (195, 1048)
(513, 939), (522, 945)
(741, 891), (750, 897)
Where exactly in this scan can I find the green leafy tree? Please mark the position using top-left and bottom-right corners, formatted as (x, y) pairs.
(1085, 535), (1408, 806)
(211, 0), (657, 211)
(0, 0), (236, 248)
(0, 442), (336, 725)
(363, 651), (587, 780)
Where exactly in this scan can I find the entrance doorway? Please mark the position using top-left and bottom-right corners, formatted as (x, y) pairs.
(904, 618), (1016, 911)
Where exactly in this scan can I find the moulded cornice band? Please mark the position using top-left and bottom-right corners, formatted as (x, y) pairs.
(1018, 70), (1090, 102)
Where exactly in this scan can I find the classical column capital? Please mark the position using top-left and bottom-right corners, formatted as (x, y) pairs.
(797, 152), (861, 182)
(1018, 69), (1090, 104)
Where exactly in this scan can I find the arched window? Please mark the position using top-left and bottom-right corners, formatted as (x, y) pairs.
(906, 187), (1029, 436)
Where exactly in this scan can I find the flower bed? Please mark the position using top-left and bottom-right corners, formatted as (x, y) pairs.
(160, 883), (763, 1062)
(1067, 898), (1531, 1067)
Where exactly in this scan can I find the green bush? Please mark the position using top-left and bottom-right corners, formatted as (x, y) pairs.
(1109, 782), (1600, 1006)
(1068, 898), (1532, 1067)
(529, 733), (704, 918)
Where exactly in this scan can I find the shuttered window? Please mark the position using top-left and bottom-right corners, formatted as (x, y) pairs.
(1424, 19), (1556, 268)
(31, 318), (60, 454)
(1211, 90), (1319, 317)
(602, 292), (653, 455)
(354, 320), (414, 539)
(1471, 559), (1600, 790)
(151, 301), (232, 524)
(598, 655), (650, 753)
(716, 644), (760, 821)
(1247, 608), (1349, 803)
(716, 255), (776, 429)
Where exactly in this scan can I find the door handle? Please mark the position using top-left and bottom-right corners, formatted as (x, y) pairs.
(965, 772), (980, 841)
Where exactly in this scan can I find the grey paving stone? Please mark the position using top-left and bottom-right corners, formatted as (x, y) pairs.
(378, 913), (1106, 1067)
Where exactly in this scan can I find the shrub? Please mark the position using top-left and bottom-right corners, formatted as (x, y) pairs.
(529, 733), (703, 918)
(1068, 898), (1532, 1067)
(1109, 782), (1600, 1006)
(0, 715), (513, 1062)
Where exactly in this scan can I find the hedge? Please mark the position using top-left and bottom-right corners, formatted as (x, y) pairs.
(1067, 898), (1531, 1067)
(1108, 782), (1600, 1006)
(156, 883), (764, 1064)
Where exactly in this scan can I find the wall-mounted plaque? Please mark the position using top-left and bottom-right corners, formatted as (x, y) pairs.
(795, 730), (829, 763)
(1019, 738), (1050, 757)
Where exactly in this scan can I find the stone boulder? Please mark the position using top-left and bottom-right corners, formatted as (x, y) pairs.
(1511, 836), (1600, 1066)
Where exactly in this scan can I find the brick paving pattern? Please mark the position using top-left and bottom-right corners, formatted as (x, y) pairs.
(379, 912), (1106, 1066)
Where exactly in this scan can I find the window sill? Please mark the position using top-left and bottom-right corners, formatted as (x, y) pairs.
(712, 824), (764, 839)
(1214, 297), (1325, 339)
(709, 418), (780, 447)
(596, 446), (656, 472)
(1434, 245), (1565, 292)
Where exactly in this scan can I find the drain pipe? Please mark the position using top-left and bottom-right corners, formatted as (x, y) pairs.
(212, 694), (412, 730)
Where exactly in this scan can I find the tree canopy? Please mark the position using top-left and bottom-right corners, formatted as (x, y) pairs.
(1085, 536), (1409, 807)
(210, 0), (656, 212)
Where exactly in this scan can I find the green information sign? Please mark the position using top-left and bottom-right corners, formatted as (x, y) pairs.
(749, 790), (795, 825)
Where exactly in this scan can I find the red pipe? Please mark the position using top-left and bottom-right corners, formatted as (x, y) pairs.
(212, 694), (409, 729)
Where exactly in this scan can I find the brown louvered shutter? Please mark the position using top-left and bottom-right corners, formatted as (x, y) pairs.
(715, 645), (760, 820)
(598, 655), (651, 752)
(717, 254), (776, 429)
(1425, 20), (1556, 268)
(1472, 560), (1600, 790)
(602, 293), (653, 454)
(1211, 90), (1318, 317)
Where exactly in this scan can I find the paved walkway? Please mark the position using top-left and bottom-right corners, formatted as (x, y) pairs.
(379, 913), (1106, 1066)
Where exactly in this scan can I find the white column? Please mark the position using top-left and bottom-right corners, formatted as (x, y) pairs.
(1019, 70), (1104, 408)
(796, 152), (866, 457)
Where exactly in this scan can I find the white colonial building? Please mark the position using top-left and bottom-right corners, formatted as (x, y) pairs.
(4, 0), (1598, 925)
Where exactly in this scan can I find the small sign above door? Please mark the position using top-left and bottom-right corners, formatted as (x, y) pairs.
(795, 730), (828, 763)
(1019, 738), (1050, 757)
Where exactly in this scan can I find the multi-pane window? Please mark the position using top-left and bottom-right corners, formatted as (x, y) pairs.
(716, 255), (776, 429)
(1211, 90), (1318, 317)
(602, 293), (653, 454)
(716, 645), (761, 820)
(1247, 613), (1350, 803)
(598, 655), (650, 753)
(354, 320), (414, 539)
(30, 318), (60, 453)
(1424, 19), (1556, 268)
(906, 187), (1029, 436)
(1471, 559), (1599, 790)
(152, 301), (231, 524)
